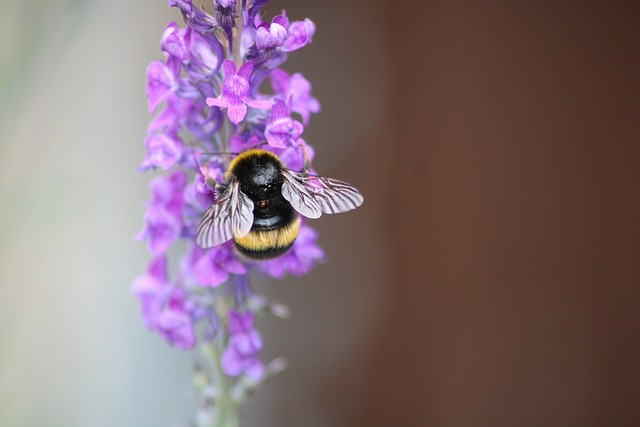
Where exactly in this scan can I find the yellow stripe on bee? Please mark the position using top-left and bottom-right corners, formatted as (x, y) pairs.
(234, 216), (301, 251)
(224, 149), (283, 181)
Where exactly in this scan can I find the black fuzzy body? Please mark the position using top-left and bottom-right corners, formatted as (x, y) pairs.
(227, 150), (298, 259)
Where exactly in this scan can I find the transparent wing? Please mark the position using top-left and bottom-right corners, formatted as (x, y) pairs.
(312, 176), (364, 214)
(281, 169), (322, 219)
(281, 169), (363, 218)
(196, 180), (254, 248)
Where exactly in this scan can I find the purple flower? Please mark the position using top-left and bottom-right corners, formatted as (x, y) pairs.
(229, 134), (262, 153)
(185, 31), (220, 80)
(154, 288), (196, 350)
(148, 93), (192, 133)
(254, 12), (289, 51)
(246, 12), (290, 64)
(146, 61), (177, 113)
(214, 0), (236, 33)
(264, 98), (304, 148)
(186, 162), (221, 209)
(183, 244), (247, 287)
(132, 256), (170, 327)
(270, 69), (320, 125)
(169, 0), (225, 76)
(206, 60), (271, 125)
(247, 0), (269, 23)
(137, 170), (187, 255)
(169, 0), (217, 34)
(161, 22), (192, 62)
(282, 18), (315, 52)
(259, 225), (324, 278)
(275, 138), (315, 171)
(221, 310), (264, 379)
(139, 133), (183, 171)
(132, 257), (196, 349)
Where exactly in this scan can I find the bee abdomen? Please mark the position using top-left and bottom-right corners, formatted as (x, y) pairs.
(233, 216), (301, 260)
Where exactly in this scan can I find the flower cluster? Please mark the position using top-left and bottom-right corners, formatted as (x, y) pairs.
(134, 0), (323, 392)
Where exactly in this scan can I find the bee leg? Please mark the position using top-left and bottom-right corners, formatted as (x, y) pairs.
(300, 143), (312, 176)
(204, 163), (222, 190)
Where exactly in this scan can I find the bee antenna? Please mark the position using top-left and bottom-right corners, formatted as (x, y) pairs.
(199, 151), (240, 156)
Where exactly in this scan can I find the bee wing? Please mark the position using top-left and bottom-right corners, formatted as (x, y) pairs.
(196, 180), (254, 248)
(281, 169), (322, 219)
(281, 169), (363, 218)
(312, 176), (364, 214)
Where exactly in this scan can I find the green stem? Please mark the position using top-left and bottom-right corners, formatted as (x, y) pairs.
(233, 0), (243, 68)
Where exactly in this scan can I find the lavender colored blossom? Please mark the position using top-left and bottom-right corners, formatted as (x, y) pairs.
(140, 132), (183, 171)
(132, 256), (169, 328)
(146, 61), (177, 113)
(132, 256), (196, 349)
(214, 0), (236, 34)
(206, 60), (271, 124)
(253, 12), (289, 51)
(169, 0), (217, 34)
(148, 93), (191, 133)
(282, 18), (315, 52)
(137, 170), (187, 255)
(270, 69), (320, 125)
(154, 288), (196, 350)
(264, 98), (304, 148)
(161, 22), (192, 62)
(183, 243), (247, 287)
(221, 310), (264, 379)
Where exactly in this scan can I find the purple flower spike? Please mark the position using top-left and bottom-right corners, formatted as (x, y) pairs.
(264, 98), (304, 148)
(138, 0), (344, 389)
(282, 18), (315, 52)
(206, 60), (271, 125)
(221, 310), (264, 379)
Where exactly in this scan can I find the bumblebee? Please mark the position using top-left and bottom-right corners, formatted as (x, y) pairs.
(196, 148), (363, 260)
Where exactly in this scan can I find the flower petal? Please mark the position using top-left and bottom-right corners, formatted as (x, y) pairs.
(246, 98), (272, 109)
(237, 61), (255, 80)
(228, 103), (247, 124)
(206, 97), (230, 108)
(222, 59), (237, 77)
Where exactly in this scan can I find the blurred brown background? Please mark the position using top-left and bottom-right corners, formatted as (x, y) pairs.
(1, 0), (639, 426)
(357, 1), (640, 426)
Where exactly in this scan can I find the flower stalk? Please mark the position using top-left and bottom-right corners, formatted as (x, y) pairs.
(233, 0), (243, 67)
